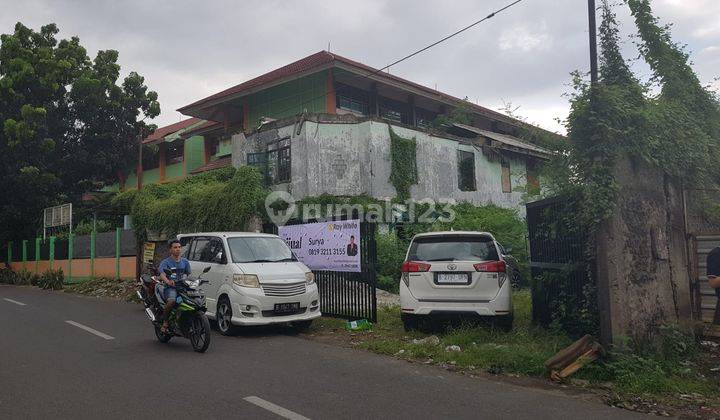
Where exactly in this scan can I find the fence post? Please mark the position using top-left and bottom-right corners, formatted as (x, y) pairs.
(90, 230), (96, 278)
(22, 240), (27, 271)
(49, 236), (56, 270)
(6, 241), (11, 268)
(35, 237), (40, 274)
(68, 233), (73, 283)
(115, 228), (121, 279)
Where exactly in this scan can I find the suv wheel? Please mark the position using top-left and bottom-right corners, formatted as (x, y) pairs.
(495, 313), (514, 333)
(401, 313), (419, 332)
(216, 297), (237, 336)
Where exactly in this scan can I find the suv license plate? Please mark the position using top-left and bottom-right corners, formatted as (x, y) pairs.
(436, 273), (469, 284)
(274, 302), (300, 313)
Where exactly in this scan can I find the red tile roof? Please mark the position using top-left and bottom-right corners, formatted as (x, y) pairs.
(177, 50), (523, 127)
(143, 117), (203, 144)
(178, 51), (335, 112)
(190, 157), (232, 174)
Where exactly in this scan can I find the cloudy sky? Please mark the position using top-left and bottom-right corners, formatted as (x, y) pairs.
(3, 0), (719, 133)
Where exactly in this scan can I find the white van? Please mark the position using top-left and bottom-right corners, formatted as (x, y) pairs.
(399, 231), (513, 331)
(176, 232), (321, 335)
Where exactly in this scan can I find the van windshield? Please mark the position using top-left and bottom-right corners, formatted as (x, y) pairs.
(408, 236), (498, 262)
(227, 237), (297, 263)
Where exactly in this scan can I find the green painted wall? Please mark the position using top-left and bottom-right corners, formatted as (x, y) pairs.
(165, 162), (184, 181)
(101, 183), (120, 192)
(124, 172), (138, 190)
(247, 70), (327, 127)
(185, 135), (205, 172)
(143, 168), (160, 185)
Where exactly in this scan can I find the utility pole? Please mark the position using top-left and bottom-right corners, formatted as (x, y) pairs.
(588, 0), (599, 85)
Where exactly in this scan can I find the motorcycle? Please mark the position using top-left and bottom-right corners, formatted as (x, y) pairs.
(137, 265), (212, 353)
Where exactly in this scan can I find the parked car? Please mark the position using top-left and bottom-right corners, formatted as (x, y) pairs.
(497, 243), (525, 289)
(399, 231), (513, 332)
(176, 232), (321, 335)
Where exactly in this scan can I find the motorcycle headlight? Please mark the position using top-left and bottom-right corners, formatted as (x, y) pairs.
(305, 272), (315, 285)
(233, 274), (260, 288)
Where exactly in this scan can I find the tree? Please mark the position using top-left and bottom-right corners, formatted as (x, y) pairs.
(0, 22), (160, 241)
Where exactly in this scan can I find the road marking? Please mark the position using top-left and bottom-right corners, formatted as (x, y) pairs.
(243, 396), (310, 420)
(3, 298), (26, 306)
(65, 320), (115, 340)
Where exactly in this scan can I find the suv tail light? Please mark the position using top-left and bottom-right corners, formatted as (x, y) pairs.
(473, 261), (506, 272)
(401, 261), (431, 272)
(401, 261), (431, 287)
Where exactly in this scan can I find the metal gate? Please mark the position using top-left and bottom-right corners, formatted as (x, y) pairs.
(526, 196), (598, 337)
(264, 219), (377, 322)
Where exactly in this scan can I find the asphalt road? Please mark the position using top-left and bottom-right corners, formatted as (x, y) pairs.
(0, 285), (647, 420)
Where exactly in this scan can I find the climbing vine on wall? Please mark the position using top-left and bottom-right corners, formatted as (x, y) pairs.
(388, 126), (418, 202)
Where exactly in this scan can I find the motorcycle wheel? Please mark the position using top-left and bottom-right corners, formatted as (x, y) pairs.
(154, 324), (173, 343)
(189, 314), (211, 353)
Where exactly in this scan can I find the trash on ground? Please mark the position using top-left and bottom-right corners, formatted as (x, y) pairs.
(412, 335), (440, 346)
(545, 334), (605, 382)
(345, 319), (372, 331)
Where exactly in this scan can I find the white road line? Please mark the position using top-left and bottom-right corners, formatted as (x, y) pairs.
(243, 396), (311, 420)
(65, 320), (115, 340)
(3, 298), (26, 306)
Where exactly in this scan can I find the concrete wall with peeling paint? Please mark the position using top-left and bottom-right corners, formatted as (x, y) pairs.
(233, 119), (535, 214)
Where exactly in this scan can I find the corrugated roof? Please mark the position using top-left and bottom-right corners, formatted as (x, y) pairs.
(190, 157), (232, 174)
(143, 118), (203, 144)
(453, 123), (552, 158)
(181, 120), (223, 138)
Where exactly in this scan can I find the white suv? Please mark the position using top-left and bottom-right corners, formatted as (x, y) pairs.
(176, 232), (321, 335)
(399, 231), (513, 331)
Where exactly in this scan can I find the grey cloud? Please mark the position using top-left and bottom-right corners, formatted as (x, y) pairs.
(2, 0), (718, 133)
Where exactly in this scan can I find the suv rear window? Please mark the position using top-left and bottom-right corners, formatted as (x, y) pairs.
(408, 235), (498, 262)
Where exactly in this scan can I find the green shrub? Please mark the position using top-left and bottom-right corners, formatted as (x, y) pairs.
(376, 231), (406, 292)
(14, 269), (39, 286)
(377, 275), (399, 294)
(38, 269), (64, 290)
(114, 166), (265, 239)
(0, 267), (16, 284)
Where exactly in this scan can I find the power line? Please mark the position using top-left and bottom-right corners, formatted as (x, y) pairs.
(230, 0), (526, 122)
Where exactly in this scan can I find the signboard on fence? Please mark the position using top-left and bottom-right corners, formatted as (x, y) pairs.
(278, 220), (361, 272)
(142, 242), (156, 264)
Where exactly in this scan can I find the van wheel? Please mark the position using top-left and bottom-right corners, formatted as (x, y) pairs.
(401, 314), (418, 332)
(216, 297), (237, 336)
(495, 313), (514, 333)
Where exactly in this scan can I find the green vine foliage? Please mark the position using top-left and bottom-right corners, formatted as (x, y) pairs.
(388, 126), (418, 202)
(113, 166), (264, 239)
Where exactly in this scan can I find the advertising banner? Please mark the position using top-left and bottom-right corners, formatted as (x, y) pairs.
(278, 220), (361, 272)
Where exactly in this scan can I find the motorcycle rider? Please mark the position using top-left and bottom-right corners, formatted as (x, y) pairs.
(158, 239), (191, 333)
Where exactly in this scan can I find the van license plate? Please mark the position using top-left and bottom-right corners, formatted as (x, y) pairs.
(436, 273), (469, 284)
(274, 302), (300, 313)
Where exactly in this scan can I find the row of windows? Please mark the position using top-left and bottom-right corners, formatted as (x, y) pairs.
(335, 82), (437, 128)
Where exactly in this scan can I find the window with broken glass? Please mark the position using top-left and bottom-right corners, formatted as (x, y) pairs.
(336, 83), (369, 115)
(379, 96), (411, 125)
(266, 138), (291, 184)
(415, 107), (437, 130)
(457, 149), (476, 191)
